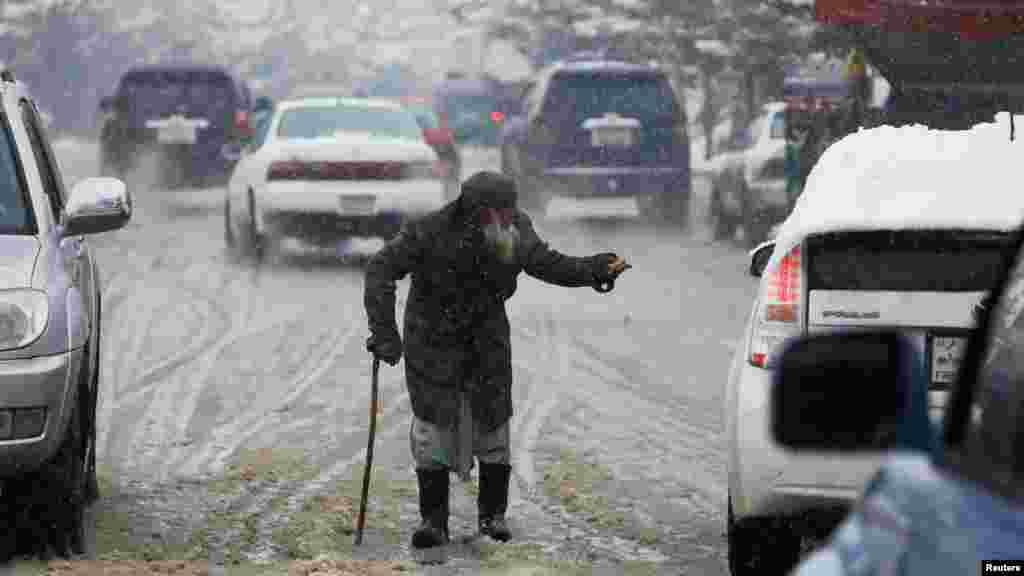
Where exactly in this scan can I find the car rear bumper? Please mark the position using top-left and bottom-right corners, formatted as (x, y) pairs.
(0, 350), (80, 479)
(264, 210), (405, 243)
(259, 179), (445, 242)
(539, 166), (690, 199)
(108, 132), (236, 178)
(730, 358), (882, 520)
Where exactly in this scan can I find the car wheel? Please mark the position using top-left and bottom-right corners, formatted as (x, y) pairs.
(244, 191), (266, 262)
(0, 481), (16, 561)
(43, 385), (88, 559)
(741, 184), (768, 248)
(224, 200), (237, 250)
(85, 304), (100, 505)
(728, 495), (802, 576)
(710, 185), (737, 241)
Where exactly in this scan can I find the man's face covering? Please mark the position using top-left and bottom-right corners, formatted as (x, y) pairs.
(459, 171), (520, 264)
(479, 206), (519, 263)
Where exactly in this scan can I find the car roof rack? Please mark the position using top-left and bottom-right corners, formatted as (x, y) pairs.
(0, 69), (14, 83)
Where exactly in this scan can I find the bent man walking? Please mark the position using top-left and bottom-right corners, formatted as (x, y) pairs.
(363, 171), (629, 552)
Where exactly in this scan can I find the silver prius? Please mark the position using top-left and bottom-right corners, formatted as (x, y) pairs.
(0, 71), (131, 559)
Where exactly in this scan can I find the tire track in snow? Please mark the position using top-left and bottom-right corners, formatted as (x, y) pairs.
(560, 337), (727, 517)
(178, 321), (357, 479)
(510, 313), (570, 493)
(281, 390), (411, 508)
(149, 270), (256, 481)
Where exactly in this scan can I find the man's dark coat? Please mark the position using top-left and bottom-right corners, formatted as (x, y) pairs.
(364, 198), (598, 433)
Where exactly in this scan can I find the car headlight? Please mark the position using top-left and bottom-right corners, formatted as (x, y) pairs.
(0, 290), (48, 351)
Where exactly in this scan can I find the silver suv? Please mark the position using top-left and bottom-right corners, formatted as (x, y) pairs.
(0, 71), (131, 559)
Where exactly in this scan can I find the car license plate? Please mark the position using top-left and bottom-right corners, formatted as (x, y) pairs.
(338, 195), (375, 215)
(590, 127), (634, 148)
(931, 335), (968, 385)
(156, 124), (198, 144)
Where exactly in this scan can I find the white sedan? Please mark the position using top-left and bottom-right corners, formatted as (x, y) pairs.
(223, 97), (448, 260)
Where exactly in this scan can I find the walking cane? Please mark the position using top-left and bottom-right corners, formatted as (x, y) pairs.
(354, 356), (380, 546)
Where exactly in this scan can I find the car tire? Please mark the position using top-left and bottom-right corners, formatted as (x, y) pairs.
(0, 481), (15, 561)
(224, 200), (236, 250)
(46, 384), (88, 559)
(84, 304), (100, 505)
(728, 495), (802, 576)
(710, 184), (737, 241)
(741, 184), (769, 248)
(244, 191), (266, 262)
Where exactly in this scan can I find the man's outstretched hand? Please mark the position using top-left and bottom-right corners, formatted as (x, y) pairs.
(607, 255), (630, 276)
(592, 253), (631, 292)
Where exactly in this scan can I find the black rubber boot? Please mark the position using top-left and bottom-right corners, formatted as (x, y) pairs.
(412, 469), (450, 549)
(478, 463), (512, 542)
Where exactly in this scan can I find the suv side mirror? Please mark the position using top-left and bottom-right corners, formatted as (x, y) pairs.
(61, 177), (132, 237)
(749, 242), (774, 277)
(771, 331), (929, 453)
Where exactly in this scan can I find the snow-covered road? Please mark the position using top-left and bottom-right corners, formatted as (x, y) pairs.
(47, 140), (758, 573)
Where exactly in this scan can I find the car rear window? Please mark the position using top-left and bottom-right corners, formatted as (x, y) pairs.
(119, 70), (237, 117)
(277, 105), (423, 141)
(543, 71), (679, 127)
(806, 230), (1010, 292)
(0, 113), (36, 235)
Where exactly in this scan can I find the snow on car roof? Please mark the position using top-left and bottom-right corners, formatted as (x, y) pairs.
(278, 97), (403, 111)
(769, 113), (1024, 270)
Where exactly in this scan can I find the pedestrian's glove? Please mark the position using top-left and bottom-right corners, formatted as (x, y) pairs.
(590, 252), (631, 293)
(366, 331), (403, 366)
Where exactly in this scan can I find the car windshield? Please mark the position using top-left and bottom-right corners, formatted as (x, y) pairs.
(441, 94), (496, 121)
(119, 71), (235, 117)
(545, 72), (677, 127)
(276, 104), (424, 141)
(0, 115), (34, 234)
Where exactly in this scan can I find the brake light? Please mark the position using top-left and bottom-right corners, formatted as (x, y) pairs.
(267, 160), (305, 181)
(491, 111), (506, 124)
(235, 110), (252, 137)
(267, 160), (404, 181)
(749, 245), (804, 368)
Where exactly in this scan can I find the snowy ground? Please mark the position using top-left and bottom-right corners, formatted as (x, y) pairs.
(18, 139), (760, 575)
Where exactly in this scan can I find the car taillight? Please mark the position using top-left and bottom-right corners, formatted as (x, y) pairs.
(235, 110), (252, 137)
(749, 245), (804, 368)
(491, 111), (506, 125)
(267, 160), (305, 181)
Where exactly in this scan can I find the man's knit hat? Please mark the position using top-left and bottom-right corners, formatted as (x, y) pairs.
(460, 170), (517, 211)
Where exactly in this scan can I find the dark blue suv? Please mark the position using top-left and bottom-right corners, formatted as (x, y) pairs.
(499, 53), (692, 226)
(98, 64), (255, 189)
